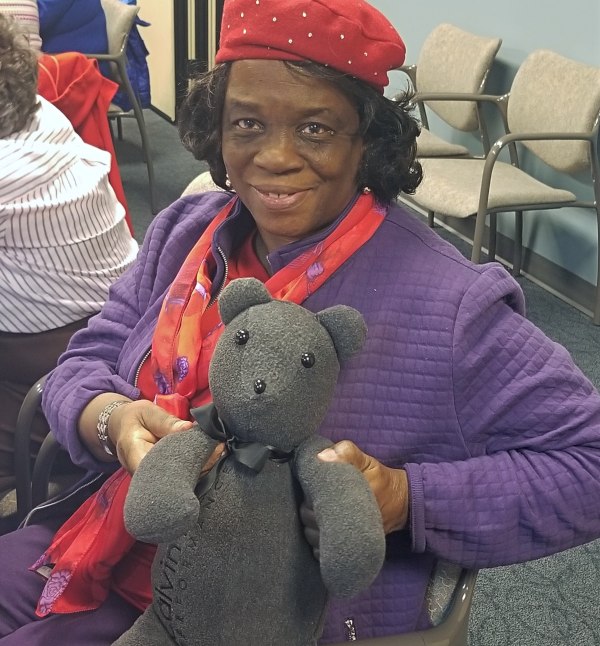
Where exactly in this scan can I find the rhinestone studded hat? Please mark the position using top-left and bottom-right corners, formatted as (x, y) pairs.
(215, 0), (406, 93)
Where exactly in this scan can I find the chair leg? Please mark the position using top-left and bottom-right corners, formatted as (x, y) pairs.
(512, 211), (523, 277)
(428, 211), (435, 228)
(471, 209), (487, 264)
(117, 116), (123, 141)
(594, 207), (600, 325)
(139, 115), (158, 214)
(129, 102), (158, 214)
(117, 57), (159, 214)
(488, 213), (497, 261)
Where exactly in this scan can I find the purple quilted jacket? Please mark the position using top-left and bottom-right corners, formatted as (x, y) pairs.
(43, 192), (600, 643)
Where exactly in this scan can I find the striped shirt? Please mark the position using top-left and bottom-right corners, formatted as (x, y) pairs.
(0, 0), (42, 50)
(0, 96), (139, 333)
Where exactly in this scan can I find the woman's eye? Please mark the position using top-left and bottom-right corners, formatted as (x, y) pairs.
(301, 123), (334, 137)
(235, 118), (261, 131)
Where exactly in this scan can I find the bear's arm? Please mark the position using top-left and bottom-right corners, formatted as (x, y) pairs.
(124, 427), (220, 543)
(293, 435), (386, 599)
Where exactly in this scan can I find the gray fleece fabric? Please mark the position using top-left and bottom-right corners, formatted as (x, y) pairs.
(115, 278), (385, 646)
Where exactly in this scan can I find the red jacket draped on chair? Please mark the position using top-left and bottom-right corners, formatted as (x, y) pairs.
(37, 52), (133, 234)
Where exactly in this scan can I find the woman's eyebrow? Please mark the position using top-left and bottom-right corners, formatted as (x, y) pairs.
(225, 98), (261, 112)
(225, 98), (338, 119)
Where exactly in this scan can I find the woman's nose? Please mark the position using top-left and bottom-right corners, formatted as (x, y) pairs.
(253, 129), (304, 173)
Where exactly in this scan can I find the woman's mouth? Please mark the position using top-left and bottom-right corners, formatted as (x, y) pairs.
(253, 187), (309, 210)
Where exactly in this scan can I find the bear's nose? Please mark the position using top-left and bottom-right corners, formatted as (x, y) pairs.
(253, 379), (266, 394)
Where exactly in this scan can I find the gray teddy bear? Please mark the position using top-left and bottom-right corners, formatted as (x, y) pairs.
(114, 277), (385, 646)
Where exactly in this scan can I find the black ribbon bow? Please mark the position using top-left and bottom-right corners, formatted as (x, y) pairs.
(190, 404), (294, 498)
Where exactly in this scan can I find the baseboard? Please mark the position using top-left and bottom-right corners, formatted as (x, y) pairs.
(150, 105), (175, 124)
(409, 207), (596, 320)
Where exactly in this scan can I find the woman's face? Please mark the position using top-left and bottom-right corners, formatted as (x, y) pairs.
(221, 60), (364, 253)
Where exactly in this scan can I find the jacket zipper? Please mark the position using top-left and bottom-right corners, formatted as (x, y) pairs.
(22, 472), (106, 527)
(208, 244), (229, 308)
(134, 347), (152, 388)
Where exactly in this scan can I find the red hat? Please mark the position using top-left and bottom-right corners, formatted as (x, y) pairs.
(215, 0), (406, 93)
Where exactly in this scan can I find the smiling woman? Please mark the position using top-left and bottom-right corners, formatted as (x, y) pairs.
(4, 0), (600, 645)
(221, 60), (365, 251)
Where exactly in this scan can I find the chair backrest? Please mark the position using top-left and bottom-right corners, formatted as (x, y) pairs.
(417, 23), (502, 132)
(182, 170), (226, 196)
(100, 0), (139, 59)
(507, 49), (600, 174)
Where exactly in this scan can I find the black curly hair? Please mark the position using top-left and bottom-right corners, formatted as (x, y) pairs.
(0, 14), (39, 138)
(178, 61), (422, 204)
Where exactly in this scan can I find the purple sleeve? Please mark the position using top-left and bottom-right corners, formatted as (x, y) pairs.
(41, 193), (230, 472)
(40, 195), (172, 472)
(41, 258), (143, 472)
(406, 264), (600, 567)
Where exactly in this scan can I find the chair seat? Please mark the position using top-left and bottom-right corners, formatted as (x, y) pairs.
(108, 102), (133, 115)
(417, 128), (470, 157)
(414, 157), (576, 217)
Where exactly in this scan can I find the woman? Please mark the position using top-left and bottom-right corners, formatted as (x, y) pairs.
(2, 0), (600, 643)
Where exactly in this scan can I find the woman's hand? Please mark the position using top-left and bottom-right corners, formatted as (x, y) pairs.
(317, 440), (409, 534)
(108, 399), (194, 473)
(79, 395), (226, 474)
(79, 394), (196, 472)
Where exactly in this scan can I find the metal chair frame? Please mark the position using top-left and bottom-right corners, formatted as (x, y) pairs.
(85, 0), (157, 214)
(399, 64), (495, 158)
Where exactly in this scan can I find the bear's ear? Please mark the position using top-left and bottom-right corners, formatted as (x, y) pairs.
(316, 306), (367, 364)
(218, 277), (272, 325)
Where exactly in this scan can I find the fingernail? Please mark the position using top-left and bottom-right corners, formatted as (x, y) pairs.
(318, 448), (337, 461)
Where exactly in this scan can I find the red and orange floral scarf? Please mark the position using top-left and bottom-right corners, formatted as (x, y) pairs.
(32, 192), (388, 616)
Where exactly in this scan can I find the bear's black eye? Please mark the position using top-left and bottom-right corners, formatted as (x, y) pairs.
(301, 352), (315, 368)
(235, 329), (250, 345)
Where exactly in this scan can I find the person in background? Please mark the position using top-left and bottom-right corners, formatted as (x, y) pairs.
(0, 0), (41, 50)
(0, 14), (138, 494)
(1, 0), (600, 644)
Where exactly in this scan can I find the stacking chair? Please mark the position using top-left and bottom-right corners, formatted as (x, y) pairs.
(398, 23), (502, 159)
(408, 49), (600, 323)
(13, 375), (49, 521)
(14, 375), (84, 521)
(86, 0), (157, 214)
(397, 24), (502, 226)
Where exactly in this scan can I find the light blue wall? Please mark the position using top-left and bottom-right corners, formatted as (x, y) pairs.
(372, 0), (600, 284)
